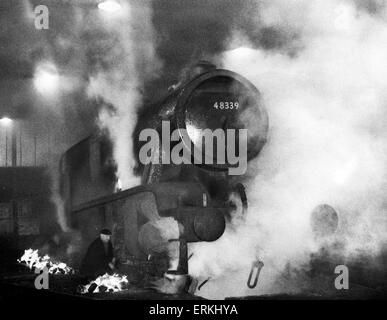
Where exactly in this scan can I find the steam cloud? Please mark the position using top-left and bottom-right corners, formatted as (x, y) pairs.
(87, 1), (160, 190)
(6, 1), (161, 233)
(189, 0), (387, 299)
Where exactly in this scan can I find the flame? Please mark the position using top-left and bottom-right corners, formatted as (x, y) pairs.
(80, 273), (129, 294)
(17, 248), (74, 275)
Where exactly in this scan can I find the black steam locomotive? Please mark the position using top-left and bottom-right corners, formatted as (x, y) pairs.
(60, 62), (268, 284)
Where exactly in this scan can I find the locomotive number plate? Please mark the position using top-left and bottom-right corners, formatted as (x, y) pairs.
(213, 101), (239, 110)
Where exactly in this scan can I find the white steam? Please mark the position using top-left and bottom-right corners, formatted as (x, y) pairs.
(190, 0), (387, 299)
(50, 173), (70, 232)
(87, 1), (160, 189)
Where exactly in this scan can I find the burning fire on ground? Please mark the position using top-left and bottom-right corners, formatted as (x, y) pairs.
(17, 249), (75, 275)
(79, 273), (129, 294)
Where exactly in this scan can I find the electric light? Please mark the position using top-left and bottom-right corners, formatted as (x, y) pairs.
(98, 1), (121, 13)
(0, 117), (12, 126)
(33, 63), (60, 96)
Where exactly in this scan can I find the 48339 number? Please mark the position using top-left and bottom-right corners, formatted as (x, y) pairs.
(213, 101), (239, 110)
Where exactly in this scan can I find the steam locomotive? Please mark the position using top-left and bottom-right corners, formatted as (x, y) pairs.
(60, 62), (268, 286)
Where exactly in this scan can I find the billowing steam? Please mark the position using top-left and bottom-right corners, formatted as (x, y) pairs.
(189, 0), (387, 299)
(8, 1), (160, 237)
(87, 1), (160, 190)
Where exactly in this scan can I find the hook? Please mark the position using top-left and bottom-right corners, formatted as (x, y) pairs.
(247, 260), (264, 289)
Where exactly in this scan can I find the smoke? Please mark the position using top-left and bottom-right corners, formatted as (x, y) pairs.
(2, 1), (160, 232)
(87, 1), (161, 190)
(189, 0), (387, 298)
(50, 172), (70, 232)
